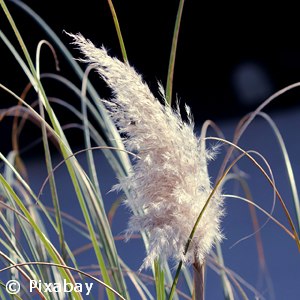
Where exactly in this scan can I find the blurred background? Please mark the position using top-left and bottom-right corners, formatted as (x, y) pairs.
(1, 0), (300, 156)
(1, 1), (300, 299)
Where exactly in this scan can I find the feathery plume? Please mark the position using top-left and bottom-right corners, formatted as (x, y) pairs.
(70, 33), (224, 269)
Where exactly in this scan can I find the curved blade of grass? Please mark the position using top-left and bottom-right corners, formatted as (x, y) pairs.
(218, 81), (300, 182)
(226, 149), (277, 248)
(166, 0), (185, 105)
(30, 73), (128, 182)
(40, 96), (128, 178)
(5, 2), (129, 182)
(208, 137), (300, 249)
(108, 197), (123, 226)
(11, 0), (131, 173)
(81, 65), (102, 200)
(40, 73), (128, 179)
(106, 0), (128, 62)
(258, 112), (300, 233)
(36, 40), (67, 261)
(224, 194), (294, 239)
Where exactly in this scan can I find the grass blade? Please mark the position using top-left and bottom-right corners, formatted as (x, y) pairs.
(154, 259), (166, 300)
(258, 112), (300, 233)
(36, 40), (67, 261)
(106, 0), (128, 62)
(166, 0), (185, 105)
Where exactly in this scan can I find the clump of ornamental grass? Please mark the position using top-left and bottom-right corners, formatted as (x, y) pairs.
(70, 33), (225, 272)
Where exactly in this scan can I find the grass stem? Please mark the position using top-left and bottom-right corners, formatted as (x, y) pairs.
(166, 0), (185, 105)
(193, 261), (205, 300)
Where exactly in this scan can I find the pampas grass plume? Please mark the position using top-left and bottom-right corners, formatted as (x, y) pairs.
(70, 33), (224, 269)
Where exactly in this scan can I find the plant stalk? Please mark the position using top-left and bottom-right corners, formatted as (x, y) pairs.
(193, 261), (205, 300)
(166, 0), (185, 105)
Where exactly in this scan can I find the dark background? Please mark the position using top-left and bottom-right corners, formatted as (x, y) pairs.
(1, 0), (300, 156)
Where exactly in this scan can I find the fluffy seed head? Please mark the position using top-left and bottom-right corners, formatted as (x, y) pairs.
(70, 33), (224, 268)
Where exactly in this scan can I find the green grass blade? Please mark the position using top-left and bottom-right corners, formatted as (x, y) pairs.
(81, 66), (102, 201)
(106, 0), (128, 62)
(36, 40), (67, 261)
(166, 0), (185, 105)
(154, 259), (166, 300)
(167, 261), (182, 300)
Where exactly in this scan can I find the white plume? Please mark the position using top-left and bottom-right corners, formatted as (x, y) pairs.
(70, 33), (224, 268)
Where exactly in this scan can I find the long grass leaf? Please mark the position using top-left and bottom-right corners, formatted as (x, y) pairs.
(165, 0), (185, 105)
(106, 0), (128, 62)
(258, 112), (300, 233)
(36, 40), (67, 261)
(154, 259), (166, 300)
